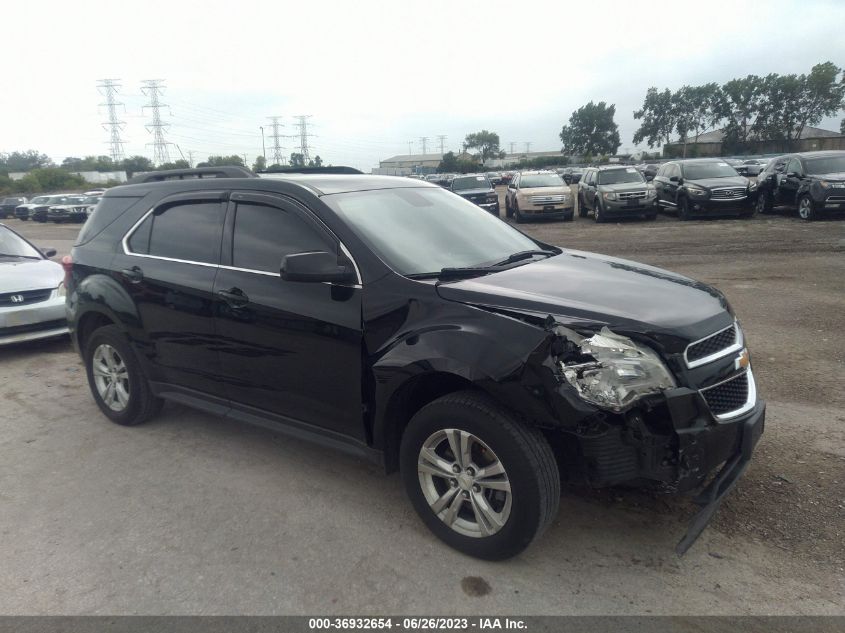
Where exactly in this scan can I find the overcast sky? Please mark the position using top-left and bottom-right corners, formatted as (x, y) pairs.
(3, 0), (844, 170)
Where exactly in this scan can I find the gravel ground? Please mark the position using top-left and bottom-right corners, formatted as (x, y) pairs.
(0, 204), (843, 615)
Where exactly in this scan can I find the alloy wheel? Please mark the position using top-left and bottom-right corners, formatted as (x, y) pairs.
(798, 197), (812, 220)
(417, 428), (512, 538)
(91, 344), (130, 412)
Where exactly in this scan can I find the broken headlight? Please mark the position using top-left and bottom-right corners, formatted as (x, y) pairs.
(557, 326), (676, 411)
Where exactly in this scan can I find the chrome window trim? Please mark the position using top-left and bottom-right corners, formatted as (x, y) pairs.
(684, 321), (743, 369)
(699, 368), (757, 421)
(122, 206), (363, 286)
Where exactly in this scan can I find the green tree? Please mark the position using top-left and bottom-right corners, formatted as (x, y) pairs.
(0, 150), (53, 172)
(463, 130), (504, 163)
(633, 88), (677, 149)
(437, 151), (459, 172)
(718, 75), (764, 153)
(252, 156), (267, 171)
(559, 101), (621, 157)
(289, 152), (305, 167)
(120, 156), (154, 177)
(157, 160), (190, 170)
(753, 73), (806, 150)
(309, 155), (323, 167)
(196, 155), (245, 168)
(795, 62), (845, 141)
(672, 84), (722, 157)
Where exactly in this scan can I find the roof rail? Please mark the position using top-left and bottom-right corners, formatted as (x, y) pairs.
(126, 166), (257, 184)
(256, 166), (363, 175)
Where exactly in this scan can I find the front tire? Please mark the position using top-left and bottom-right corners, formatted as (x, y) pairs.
(514, 201), (525, 224)
(678, 197), (692, 221)
(797, 195), (817, 221)
(756, 191), (773, 214)
(84, 325), (163, 426)
(594, 197), (607, 223)
(400, 391), (560, 560)
(578, 194), (589, 218)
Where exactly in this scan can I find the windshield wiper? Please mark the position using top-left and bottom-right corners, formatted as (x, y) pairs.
(0, 253), (40, 259)
(490, 249), (558, 267)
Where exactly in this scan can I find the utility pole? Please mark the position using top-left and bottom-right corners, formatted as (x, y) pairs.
(509, 142), (516, 154)
(243, 154), (248, 167)
(259, 126), (267, 160)
(267, 116), (285, 166)
(96, 79), (126, 163)
(292, 115), (314, 163)
(436, 135), (447, 154)
(419, 136), (429, 154)
(524, 142), (532, 153)
(407, 140), (414, 154)
(187, 150), (195, 168)
(141, 79), (172, 165)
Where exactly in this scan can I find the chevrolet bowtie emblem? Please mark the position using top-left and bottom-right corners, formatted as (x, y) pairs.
(735, 349), (750, 370)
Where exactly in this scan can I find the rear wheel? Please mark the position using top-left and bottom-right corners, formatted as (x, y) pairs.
(797, 195), (817, 221)
(400, 391), (560, 560)
(84, 325), (163, 426)
(505, 197), (513, 218)
(756, 191), (773, 214)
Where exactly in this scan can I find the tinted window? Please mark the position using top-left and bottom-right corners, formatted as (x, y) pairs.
(519, 174), (565, 188)
(786, 158), (802, 175)
(130, 201), (224, 264)
(597, 168), (644, 185)
(452, 176), (492, 191)
(232, 202), (330, 273)
(804, 155), (845, 175)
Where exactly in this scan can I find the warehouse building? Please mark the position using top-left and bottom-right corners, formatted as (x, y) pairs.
(373, 153), (444, 175)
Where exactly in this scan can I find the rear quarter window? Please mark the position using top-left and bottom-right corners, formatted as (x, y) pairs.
(75, 196), (145, 245)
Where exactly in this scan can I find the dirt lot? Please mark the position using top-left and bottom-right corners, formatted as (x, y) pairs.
(0, 201), (843, 615)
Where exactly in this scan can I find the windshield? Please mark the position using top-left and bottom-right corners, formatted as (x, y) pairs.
(519, 174), (564, 188)
(324, 187), (539, 275)
(2, 198), (21, 204)
(64, 196), (86, 204)
(31, 197), (49, 204)
(683, 162), (739, 180)
(805, 156), (845, 175)
(452, 175), (491, 191)
(0, 226), (42, 258)
(597, 168), (644, 185)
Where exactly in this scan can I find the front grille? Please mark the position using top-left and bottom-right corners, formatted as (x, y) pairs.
(617, 191), (647, 200)
(530, 195), (565, 204)
(686, 324), (738, 364)
(0, 288), (53, 307)
(701, 372), (749, 416)
(710, 187), (747, 200)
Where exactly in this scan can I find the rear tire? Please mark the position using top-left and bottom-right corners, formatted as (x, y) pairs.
(399, 390), (560, 560)
(514, 201), (525, 224)
(84, 325), (163, 426)
(505, 197), (513, 218)
(594, 198), (607, 223)
(756, 191), (773, 214)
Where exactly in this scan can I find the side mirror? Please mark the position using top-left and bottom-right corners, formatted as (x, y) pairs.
(786, 171), (799, 178)
(42, 248), (57, 258)
(281, 251), (355, 284)
(669, 175), (679, 183)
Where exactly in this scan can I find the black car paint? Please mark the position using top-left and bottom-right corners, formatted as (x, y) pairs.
(755, 151), (845, 216)
(450, 178), (499, 215)
(653, 160), (752, 217)
(67, 175), (763, 516)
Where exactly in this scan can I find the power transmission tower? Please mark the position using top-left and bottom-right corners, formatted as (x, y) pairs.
(292, 115), (315, 163)
(267, 116), (286, 165)
(524, 142), (532, 153)
(419, 136), (429, 154)
(407, 140), (414, 154)
(141, 79), (173, 165)
(436, 135), (447, 154)
(97, 79), (126, 163)
(509, 142), (516, 154)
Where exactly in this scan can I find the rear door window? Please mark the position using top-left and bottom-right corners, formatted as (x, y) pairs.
(128, 201), (225, 265)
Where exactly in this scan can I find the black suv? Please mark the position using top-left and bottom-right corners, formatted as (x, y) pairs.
(450, 174), (499, 215)
(653, 159), (753, 220)
(753, 151), (845, 221)
(0, 197), (27, 218)
(578, 166), (657, 222)
(67, 167), (764, 559)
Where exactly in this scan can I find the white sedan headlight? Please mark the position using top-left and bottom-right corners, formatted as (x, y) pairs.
(557, 327), (676, 411)
(53, 282), (66, 298)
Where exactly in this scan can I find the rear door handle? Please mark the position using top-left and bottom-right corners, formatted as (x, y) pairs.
(216, 287), (249, 308)
(120, 266), (143, 283)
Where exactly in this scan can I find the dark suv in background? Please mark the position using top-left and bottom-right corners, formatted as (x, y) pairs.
(754, 151), (845, 221)
(653, 159), (753, 220)
(66, 166), (764, 560)
(1, 197), (27, 218)
(450, 174), (499, 215)
(577, 166), (657, 222)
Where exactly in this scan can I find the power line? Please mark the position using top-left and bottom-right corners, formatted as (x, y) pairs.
(267, 116), (286, 165)
(419, 136), (429, 154)
(141, 79), (173, 165)
(97, 79), (126, 163)
(292, 115), (314, 163)
(436, 135), (447, 154)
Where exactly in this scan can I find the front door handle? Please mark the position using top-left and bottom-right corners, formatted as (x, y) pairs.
(121, 266), (143, 283)
(217, 287), (249, 308)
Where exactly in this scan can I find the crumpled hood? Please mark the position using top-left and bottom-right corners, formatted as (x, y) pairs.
(0, 258), (63, 293)
(436, 250), (732, 343)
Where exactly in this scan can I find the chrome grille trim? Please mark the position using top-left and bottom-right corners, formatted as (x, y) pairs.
(699, 368), (757, 421)
(618, 191), (647, 200)
(530, 194), (566, 204)
(684, 321), (744, 369)
(710, 187), (747, 200)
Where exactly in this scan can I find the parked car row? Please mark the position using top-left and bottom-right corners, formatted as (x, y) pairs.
(9, 192), (101, 223)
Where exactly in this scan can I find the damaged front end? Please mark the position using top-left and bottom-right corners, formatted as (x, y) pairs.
(540, 317), (765, 555)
